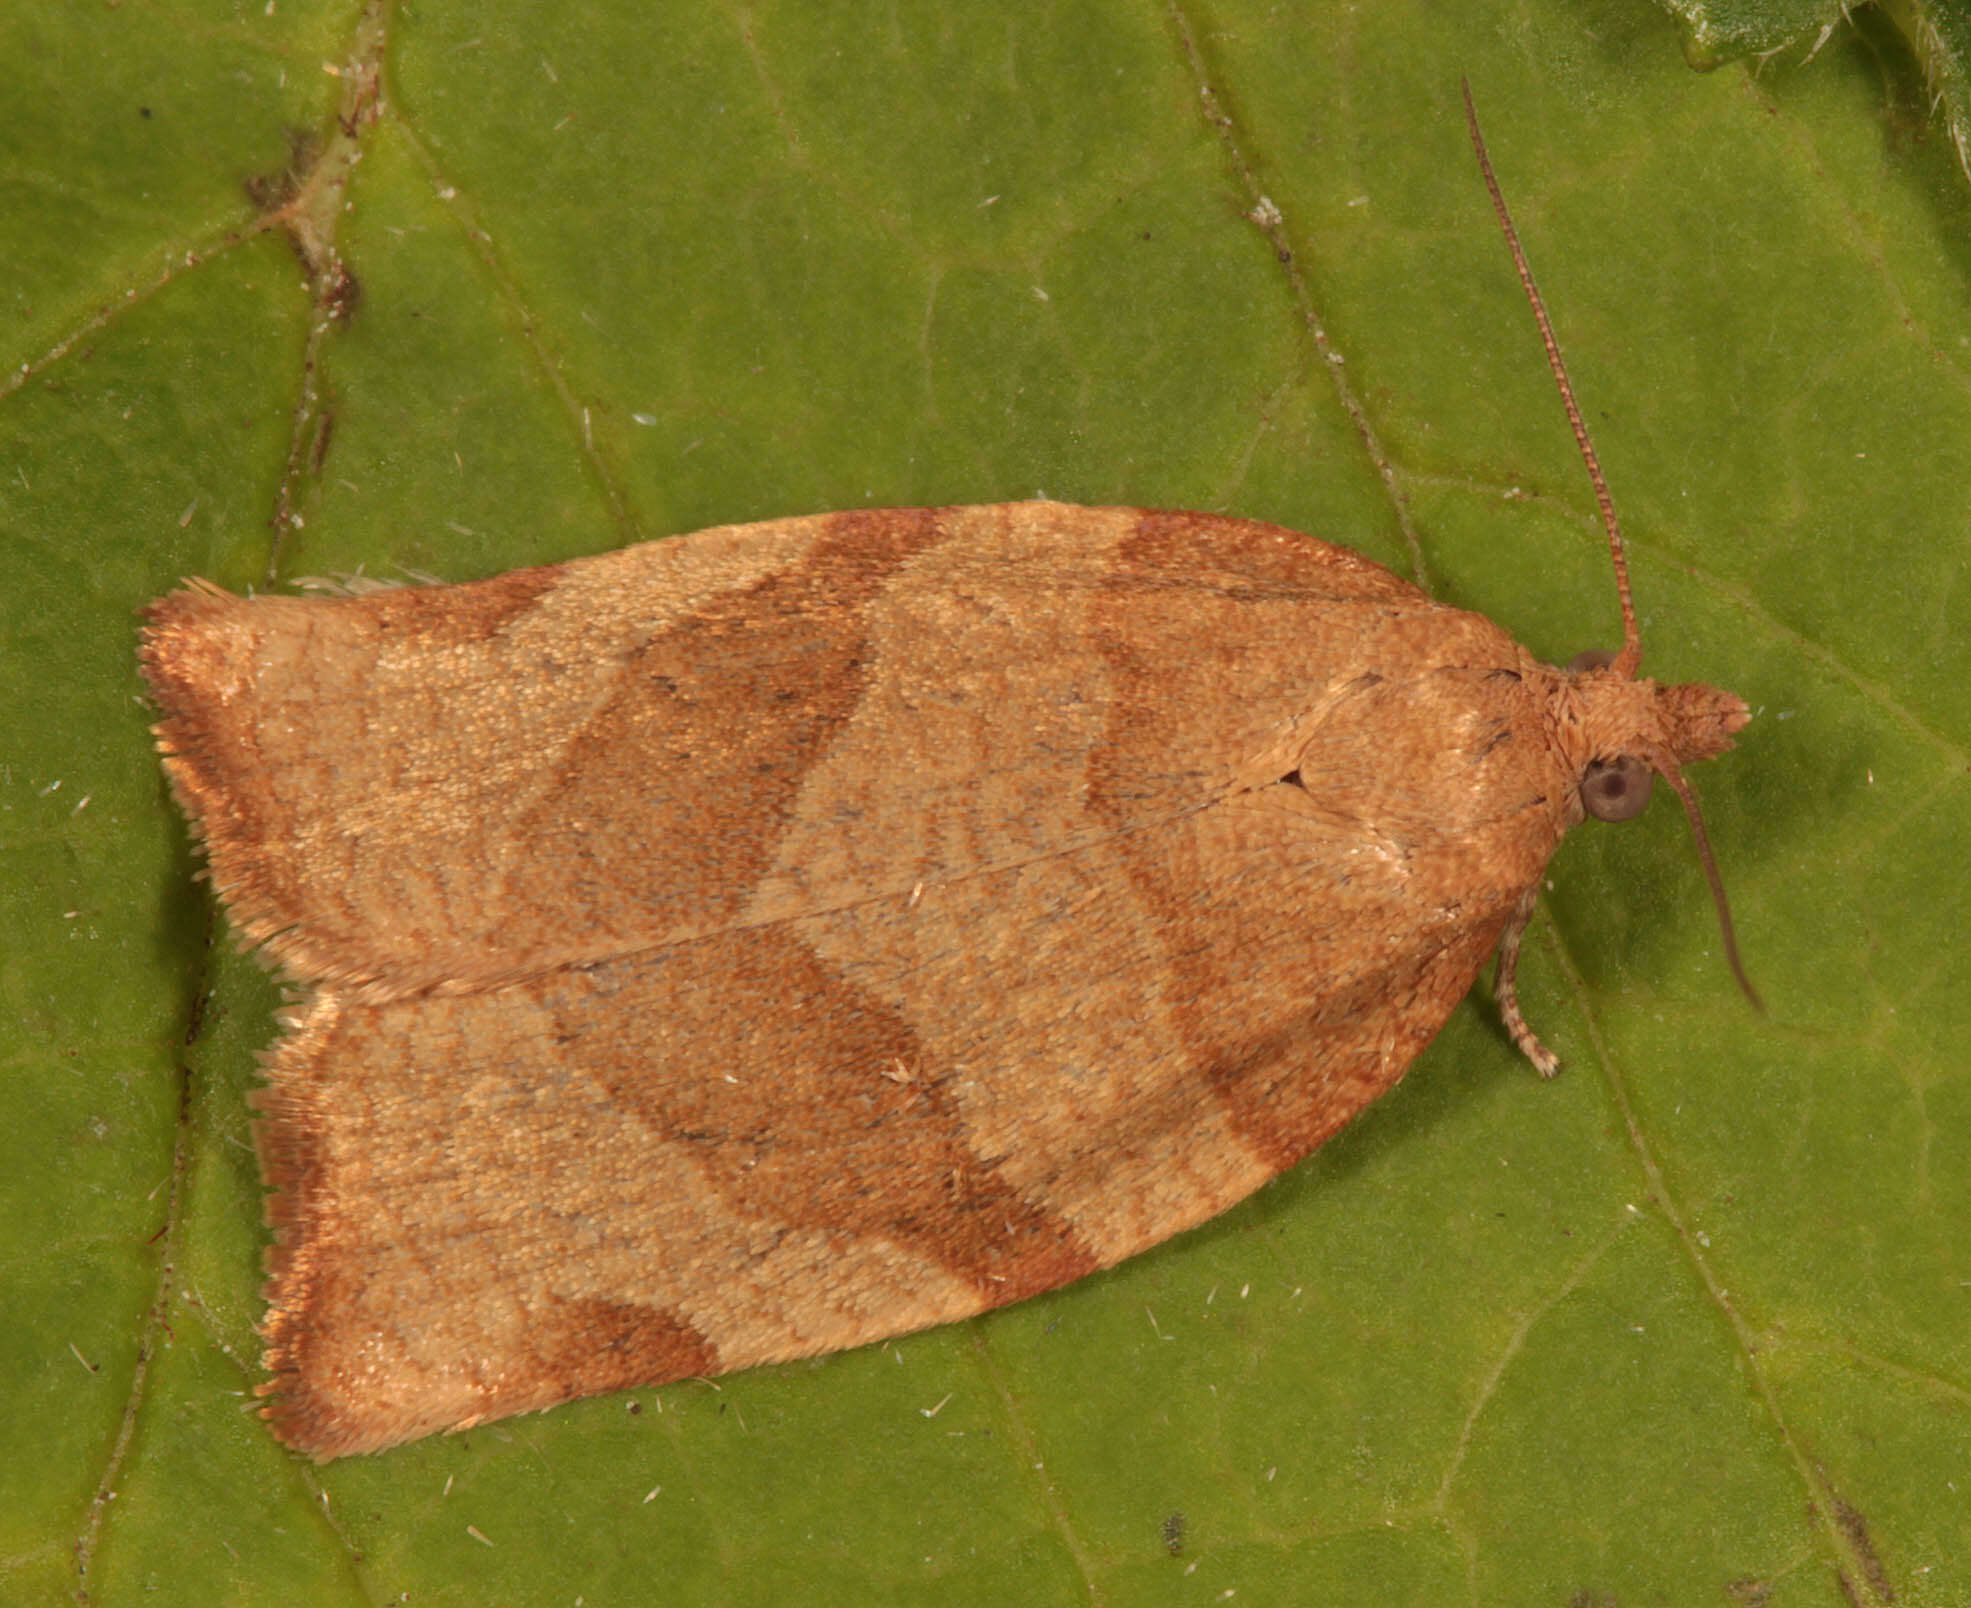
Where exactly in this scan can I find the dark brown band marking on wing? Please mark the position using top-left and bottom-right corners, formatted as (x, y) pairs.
(530, 1295), (721, 1401)
(570, 923), (1101, 1306)
(254, 994), (349, 1455)
(1084, 512), (1439, 1173)
(510, 508), (954, 938)
(331, 562), (568, 644)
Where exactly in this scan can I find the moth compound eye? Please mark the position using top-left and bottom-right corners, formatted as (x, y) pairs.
(1567, 649), (1617, 674)
(1581, 756), (1654, 822)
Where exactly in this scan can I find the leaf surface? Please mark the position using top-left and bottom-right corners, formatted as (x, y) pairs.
(4, 2), (1967, 1604)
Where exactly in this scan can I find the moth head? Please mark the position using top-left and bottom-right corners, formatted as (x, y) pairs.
(1565, 650), (1751, 802)
(1563, 650), (1759, 1011)
(1652, 678), (1753, 768)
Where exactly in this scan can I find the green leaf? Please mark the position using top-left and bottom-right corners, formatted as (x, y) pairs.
(1657, 0), (1847, 63)
(1664, 0), (1971, 202)
(5, 1), (1967, 1604)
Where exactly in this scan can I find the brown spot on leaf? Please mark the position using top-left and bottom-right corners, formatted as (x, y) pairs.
(322, 260), (361, 323)
(1823, 1483), (1895, 1603)
(309, 408), (336, 475)
(244, 129), (318, 213)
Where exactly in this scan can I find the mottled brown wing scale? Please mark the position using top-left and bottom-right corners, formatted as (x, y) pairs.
(143, 504), (1577, 1458)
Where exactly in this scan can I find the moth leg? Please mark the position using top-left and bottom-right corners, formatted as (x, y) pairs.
(1494, 883), (1560, 1078)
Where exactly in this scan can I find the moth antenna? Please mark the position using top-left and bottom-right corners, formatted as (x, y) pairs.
(1656, 759), (1763, 1013)
(1461, 79), (1643, 679)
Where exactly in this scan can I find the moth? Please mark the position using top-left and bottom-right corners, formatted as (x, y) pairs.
(139, 91), (1753, 1458)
